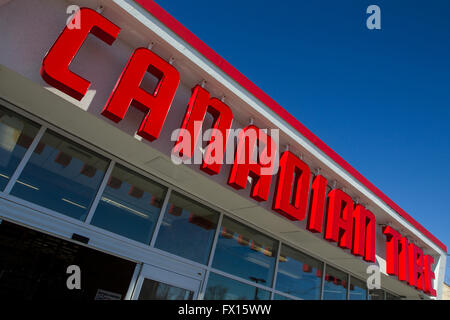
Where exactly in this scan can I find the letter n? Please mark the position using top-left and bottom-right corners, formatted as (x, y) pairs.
(174, 85), (233, 175)
(324, 189), (354, 249)
(101, 48), (180, 142)
(352, 205), (376, 262)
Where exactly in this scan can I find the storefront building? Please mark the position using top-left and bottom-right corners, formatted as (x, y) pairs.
(0, 0), (447, 300)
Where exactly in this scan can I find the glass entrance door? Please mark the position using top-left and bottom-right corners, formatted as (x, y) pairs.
(131, 264), (202, 300)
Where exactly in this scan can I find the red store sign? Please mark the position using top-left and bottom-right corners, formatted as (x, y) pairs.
(40, 8), (437, 296)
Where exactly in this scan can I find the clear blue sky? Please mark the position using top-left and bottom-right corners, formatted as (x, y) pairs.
(154, 0), (450, 282)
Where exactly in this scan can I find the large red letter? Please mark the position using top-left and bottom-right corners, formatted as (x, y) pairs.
(324, 189), (354, 250)
(228, 125), (276, 202)
(352, 205), (376, 262)
(41, 8), (120, 100)
(408, 243), (425, 290)
(423, 255), (437, 297)
(174, 85), (233, 175)
(383, 226), (401, 276)
(306, 174), (327, 233)
(272, 151), (311, 221)
(101, 48), (180, 142)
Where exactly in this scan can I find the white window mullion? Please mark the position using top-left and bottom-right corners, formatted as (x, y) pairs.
(124, 263), (143, 300)
(346, 274), (351, 300)
(149, 188), (172, 247)
(3, 125), (47, 194)
(84, 160), (116, 224)
(197, 212), (224, 300)
(320, 262), (326, 300)
(270, 240), (282, 299)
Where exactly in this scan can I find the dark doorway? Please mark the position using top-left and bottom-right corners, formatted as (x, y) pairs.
(0, 220), (136, 300)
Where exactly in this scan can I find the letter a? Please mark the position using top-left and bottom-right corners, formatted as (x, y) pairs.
(66, 265), (81, 290)
(366, 265), (381, 290)
(366, 5), (381, 30)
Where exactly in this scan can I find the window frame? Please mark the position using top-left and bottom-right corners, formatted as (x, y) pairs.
(0, 98), (403, 300)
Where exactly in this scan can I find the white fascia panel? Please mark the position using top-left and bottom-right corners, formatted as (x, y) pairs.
(111, 0), (444, 259)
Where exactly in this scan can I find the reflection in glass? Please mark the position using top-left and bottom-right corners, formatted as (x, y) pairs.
(155, 192), (219, 264)
(322, 265), (348, 300)
(10, 130), (109, 220)
(385, 291), (400, 300)
(0, 106), (40, 191)
(211, 217), (278, 286)
(204, 272), (270, 300)
(369, 289), (385, 300)
(90, 164), (167, 244)
(349, 276), (367, 300)
(138, 279), (193, 300)
(275, 245), (323, 299)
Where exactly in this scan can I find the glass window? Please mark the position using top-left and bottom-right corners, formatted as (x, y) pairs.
(385, 292), (400, 300)
(322, 265), (348, 300)
(154, 192), (219, 264)
(204, 272), (270, 300)
(275, 244), (323, 300)
(90, 164), (167, 244)
(211, 216), (278, 286)
(369, 289), (385, 300)
(10, 130), (109, 220)
(138, 279), (193, 300)
(349, 276), (367, 300)
(273, 294), (294, 300)
(0, 106), (40, 191)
